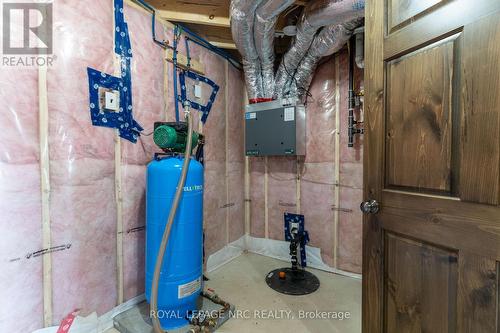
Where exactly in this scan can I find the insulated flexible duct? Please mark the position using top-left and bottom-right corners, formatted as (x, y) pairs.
(273, 0), (365, 98)
(230, 0), (265, 102)
(354, 26), (365, 68)
(254, 0), (295, 99)
(291, 18), (363, 100)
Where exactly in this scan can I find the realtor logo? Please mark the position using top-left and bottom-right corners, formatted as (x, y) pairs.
(2, 2), (53, 55)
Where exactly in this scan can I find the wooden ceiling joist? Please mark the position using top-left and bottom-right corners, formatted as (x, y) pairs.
(210, 41), (237, 49)
(157, 9), (230, 28)
(149, 1), (230, 27)
(145, 0), (310, 51)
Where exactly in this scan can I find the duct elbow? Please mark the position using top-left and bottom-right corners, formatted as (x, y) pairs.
(274, 0), (365, 99)
(230, 0), (265, 100)
(234, 0), (366, 101)
(254, 0), (295, 99)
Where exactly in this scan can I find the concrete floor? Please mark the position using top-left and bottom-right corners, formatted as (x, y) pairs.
(106, 253), (361, 333)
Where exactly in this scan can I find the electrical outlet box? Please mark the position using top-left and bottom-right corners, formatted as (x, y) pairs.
(194, 84), (202, 99)
(245, 99), (306, 156)
(104, 90), (119, 111)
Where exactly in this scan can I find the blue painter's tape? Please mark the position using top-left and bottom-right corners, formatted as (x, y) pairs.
(87, 0), (142, 143)
(87, 67), (143, 141)
(179, 70), (220, 123)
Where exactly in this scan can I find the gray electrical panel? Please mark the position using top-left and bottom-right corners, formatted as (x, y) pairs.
(245, 100), (306, 157)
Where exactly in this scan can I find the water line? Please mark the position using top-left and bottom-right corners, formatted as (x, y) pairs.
(133, 0), (172, 49)
(179, 24), (242, 69)
(132, 0), (241, 69)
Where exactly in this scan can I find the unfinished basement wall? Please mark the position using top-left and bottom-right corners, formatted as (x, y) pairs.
(0, 1), (245, 331)
(0, 62), (44, 332)
(248, 50), (364, 274)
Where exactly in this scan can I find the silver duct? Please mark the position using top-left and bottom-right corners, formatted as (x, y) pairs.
(292, 18), (363, 100)
(254, 0), (295, 99)
(230, 0), (265, 101)
(274, 0), (365, 98)
(354, 26), (365, 68)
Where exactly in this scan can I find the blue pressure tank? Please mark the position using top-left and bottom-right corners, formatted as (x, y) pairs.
(145, 155), (204, 330)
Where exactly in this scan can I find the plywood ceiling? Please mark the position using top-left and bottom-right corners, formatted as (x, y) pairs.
(147, 0), (308, 51)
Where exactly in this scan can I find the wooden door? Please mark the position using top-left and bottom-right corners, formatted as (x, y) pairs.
(363, 0), (500, 332)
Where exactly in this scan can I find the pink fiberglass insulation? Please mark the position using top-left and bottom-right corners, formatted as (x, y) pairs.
(304, 60), (338, 164)
(267, 157), (297, 240)
(227, 161), (245, 242)
(202, 50), (228, 255)
(122, 3), (168, 165)
(0, 2), (246, 329)
(0, 68), (43, 332)
(227, 65), (246, 242)
(204, 160), (227, 255)
(202, 53), (226, 163)
(48, 0), (117, 322)
(300, 58), (338, 267)
(121, 164), (147, 300)
(249, 157), (266, 238)
(301, 162), (336, 267)
(338, 50), (363, 273)
(120, 4), (169, 301)
(49, 161), (117, 320)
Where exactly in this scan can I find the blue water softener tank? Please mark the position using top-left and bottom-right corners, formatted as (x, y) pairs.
(146, 155), (204, 329)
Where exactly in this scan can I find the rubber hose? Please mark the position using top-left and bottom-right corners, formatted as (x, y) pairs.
(151, 105), (194, 333)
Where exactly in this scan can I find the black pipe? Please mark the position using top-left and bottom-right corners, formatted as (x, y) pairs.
(347, 36), (364, 148)
(348, 37), (356, 148)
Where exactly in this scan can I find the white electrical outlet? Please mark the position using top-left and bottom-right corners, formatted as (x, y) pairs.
(105, 90), (119, 111)
(194, 84), (202, 99)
